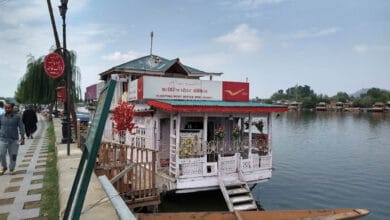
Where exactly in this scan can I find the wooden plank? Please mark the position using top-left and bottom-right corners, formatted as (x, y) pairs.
(233, 203), (257, 211)
(110, 164), (134, 184)
(96, 142), (159, 209)
(136, 209), (370, 220)
(230, 195), (252, 204)
(227, 188), (249, 195)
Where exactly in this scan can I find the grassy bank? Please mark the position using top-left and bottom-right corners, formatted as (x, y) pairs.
(40, 123), (60, 219)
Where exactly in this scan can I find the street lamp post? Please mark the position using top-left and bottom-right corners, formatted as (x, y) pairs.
(59, 0), (72, 155)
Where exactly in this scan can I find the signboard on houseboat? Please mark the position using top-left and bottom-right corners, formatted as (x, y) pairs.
(129, 76), (249, 101)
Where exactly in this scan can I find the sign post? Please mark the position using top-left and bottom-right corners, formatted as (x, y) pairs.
(56, 86), (66, 103)
(63, 80), (116, 220)
(44, 52), (65, 78)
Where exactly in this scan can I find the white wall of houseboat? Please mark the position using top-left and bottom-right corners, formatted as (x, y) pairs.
(99, 75), (275, 192)
(100, 108), (274, 193)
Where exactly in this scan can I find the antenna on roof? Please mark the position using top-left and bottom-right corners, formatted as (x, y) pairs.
(150, 31), (154, 55)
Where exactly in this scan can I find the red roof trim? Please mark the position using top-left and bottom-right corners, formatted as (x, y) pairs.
(147, 100), (287, 113)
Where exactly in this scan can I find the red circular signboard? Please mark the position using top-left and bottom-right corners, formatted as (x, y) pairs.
(44, 52), (65, 78)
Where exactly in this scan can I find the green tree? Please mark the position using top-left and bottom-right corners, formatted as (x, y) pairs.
(355, 87), (390, 107)
(332, 92), (350, 102)
(270, 89), (286, 101)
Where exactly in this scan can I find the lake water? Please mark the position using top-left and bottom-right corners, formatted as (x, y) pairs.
(160, 111), (390, 219)
(253, 111), (390, 219)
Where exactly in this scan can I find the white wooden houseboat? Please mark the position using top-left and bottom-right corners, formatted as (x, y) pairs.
(97, 55), (287, 200)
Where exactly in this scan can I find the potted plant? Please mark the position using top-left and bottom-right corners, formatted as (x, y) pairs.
(232, 126), (240, 139)
(180, 136), (197, 158)
(253, 120), (268, 147)
(214, 126), (225, 140)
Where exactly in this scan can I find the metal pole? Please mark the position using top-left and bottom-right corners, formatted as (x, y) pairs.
(46, 0), (61, 49)
(59, 1), (72, 155)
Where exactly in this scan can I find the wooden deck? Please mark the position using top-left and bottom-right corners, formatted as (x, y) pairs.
(95, 142), (160, 210)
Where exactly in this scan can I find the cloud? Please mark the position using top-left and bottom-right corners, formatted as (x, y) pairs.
(68, 0), (91, 12)
(353, 45), (368, 53)
(353, 44), (390, 53)
(222, 0), (287, 8)
(0, 0), (90, 26)
(183, 52), (231, 71)
(102, 51), (142, 62)
(283, 27), (340, 40)
(0, 0), (47, 26)
(215, 24), (261, 53)
(238, 0), (287, 6)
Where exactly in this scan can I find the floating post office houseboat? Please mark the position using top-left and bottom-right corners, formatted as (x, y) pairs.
(95, 55), (287, 210)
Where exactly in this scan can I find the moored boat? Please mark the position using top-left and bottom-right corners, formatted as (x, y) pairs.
(369, 102), (385, 112)
(316, 102), (328, 111)
(91, 54), (287, 210)
(137, 208), (369, 220)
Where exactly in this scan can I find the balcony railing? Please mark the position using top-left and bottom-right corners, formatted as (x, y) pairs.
(178, 136), (270, 160)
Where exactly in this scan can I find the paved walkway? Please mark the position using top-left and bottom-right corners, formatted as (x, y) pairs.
(0, 115), (118, 220)
(0, 114), (49, 220)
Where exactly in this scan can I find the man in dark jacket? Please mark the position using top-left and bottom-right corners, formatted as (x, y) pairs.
(0, 103), (25, 175)
(22, 105), (38, 139)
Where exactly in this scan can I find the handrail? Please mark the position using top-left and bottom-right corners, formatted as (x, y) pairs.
(98, 175), (136, 220)
(110, 164), (134, 184)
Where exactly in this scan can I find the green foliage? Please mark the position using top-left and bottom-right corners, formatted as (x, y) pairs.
(353, 88), (390, 107)
(271, 85), (316, 101)
(269, 85), (389, 108)
(332, 92), (350, 102)
(41, 123), (59, 219)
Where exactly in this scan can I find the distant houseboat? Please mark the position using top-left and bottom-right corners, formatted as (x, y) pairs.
(369, 102), (386, 112)
(288, 101), (302, 111)
(316, 102), (327, 111)
(334, 101), (343, 111)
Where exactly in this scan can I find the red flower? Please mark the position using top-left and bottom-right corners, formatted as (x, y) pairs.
(111, 101), (135, 134)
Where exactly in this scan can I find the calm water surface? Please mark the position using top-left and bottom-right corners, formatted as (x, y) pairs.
(253, 111), (390, 219)
(160, 112), (390, 219)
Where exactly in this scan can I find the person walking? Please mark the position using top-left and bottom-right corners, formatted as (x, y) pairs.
(22, 105), (38, 139)
(0, 103), (25, 175)
(0, 101), (4, 116)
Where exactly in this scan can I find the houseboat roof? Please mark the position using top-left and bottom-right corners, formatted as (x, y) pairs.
(100, 55), (223, 80)
(147, 99), (287, 113)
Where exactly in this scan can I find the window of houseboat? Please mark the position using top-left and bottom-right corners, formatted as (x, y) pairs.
(135, 126), (146, 148)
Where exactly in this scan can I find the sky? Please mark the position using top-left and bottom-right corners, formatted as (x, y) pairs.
(0, 0), (389, 99)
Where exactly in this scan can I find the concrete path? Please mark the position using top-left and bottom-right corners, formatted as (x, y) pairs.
(0, 115), (118, 220)
(0, 114), (48, 220)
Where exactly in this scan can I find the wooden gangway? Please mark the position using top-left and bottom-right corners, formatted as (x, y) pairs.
(96, 142), (160, 210)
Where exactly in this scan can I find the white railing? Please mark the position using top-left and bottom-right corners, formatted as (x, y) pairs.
(178, 137), (270, 159)
(177, 149), (271, 178)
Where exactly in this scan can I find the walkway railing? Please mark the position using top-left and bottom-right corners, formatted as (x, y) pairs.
(96, 142), (160, 209)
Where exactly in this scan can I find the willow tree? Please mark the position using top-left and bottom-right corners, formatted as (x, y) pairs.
(15, 50), (81, 106)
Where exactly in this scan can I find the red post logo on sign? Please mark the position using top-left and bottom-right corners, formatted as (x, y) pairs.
(44, 52), (65, 78)
(56, 86), (66, 103)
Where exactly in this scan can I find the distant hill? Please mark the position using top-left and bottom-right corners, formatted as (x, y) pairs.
(350, 88), (389, 98)
(350, 88), (369, 98)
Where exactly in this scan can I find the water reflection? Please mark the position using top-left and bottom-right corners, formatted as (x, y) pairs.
(155, 111), (390, 219)
(257, 111), (390, 219)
